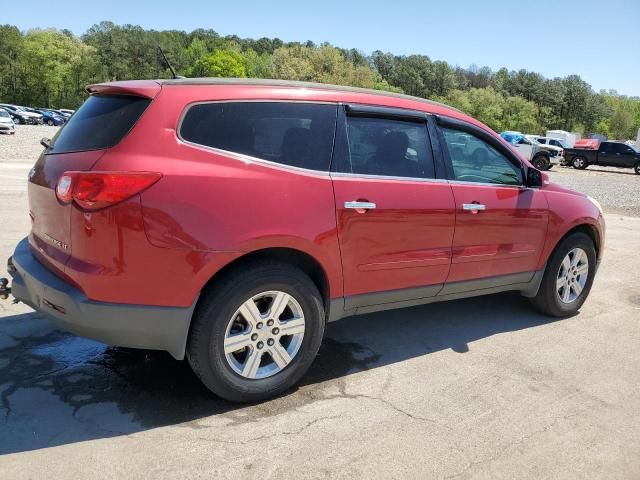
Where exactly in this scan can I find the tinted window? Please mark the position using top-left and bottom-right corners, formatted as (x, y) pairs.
(600, 143), (613, 153)
(340, 116), (435, 178)
(441, 127), (522, 185)
(180, 102), (337, 171)
(612, 143), (633, 153)
(49, 95), (150, 154)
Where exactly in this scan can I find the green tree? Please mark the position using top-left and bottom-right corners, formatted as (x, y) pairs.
(609, 108), (634, 139)
(189, 50), (247, 77)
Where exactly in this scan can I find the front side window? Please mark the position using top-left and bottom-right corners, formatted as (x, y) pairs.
(441, 127), (522, 185)
(180, 102), (337, 171)
(340, 116), (435, 179)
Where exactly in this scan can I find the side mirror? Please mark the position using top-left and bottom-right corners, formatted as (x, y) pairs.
(526, 167), (542, 188)
(40, 137), (51, 149)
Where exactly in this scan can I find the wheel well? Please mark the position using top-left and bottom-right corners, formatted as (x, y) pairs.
(201, 248), (330, 308)
(557, 224), (601, 257)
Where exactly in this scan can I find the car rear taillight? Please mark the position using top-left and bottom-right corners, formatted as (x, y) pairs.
(56, 171), (162, 211)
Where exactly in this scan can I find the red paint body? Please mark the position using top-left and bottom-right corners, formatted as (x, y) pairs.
(27, 81), (605, 310)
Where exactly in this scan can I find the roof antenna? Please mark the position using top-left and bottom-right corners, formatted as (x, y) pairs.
(158, 46), (184, 79)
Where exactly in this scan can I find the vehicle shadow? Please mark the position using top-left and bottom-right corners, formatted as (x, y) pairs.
(0, 291), (553, 455)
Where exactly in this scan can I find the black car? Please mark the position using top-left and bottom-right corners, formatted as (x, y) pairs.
(0, 104), (36, 124)
(564, 141), (640, 174)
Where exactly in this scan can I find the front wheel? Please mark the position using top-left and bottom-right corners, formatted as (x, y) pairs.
(572, 156), (588, 170)
(634, 162), (640, 175)
(532, 155), (549, 171)
(187, 260), (325, 402)
(530, 232), (596, 317)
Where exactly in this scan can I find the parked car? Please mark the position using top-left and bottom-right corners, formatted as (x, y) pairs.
(57, 108), (75, 117)
(33, 109), (67, 126)
(546, 130), (578, 148)
(0, 108), (16, 134)
(11, 105), (43, 124)
(525, 135), (564, 161)
(0, 104), (37, 125)
(500, 131), (554, 170)
(565, 141), (640, 174)
(529, 135), (568, 149)
(1, 79), (605, 402)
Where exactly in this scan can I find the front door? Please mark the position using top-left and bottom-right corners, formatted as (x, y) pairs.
(331, 106), (455, 309)
(438, 124), (549, 284)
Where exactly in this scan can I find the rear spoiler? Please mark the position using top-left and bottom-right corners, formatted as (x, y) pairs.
(86, 80), (161, 99)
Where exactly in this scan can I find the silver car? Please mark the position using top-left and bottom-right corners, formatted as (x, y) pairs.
(0, 108), (16, 134)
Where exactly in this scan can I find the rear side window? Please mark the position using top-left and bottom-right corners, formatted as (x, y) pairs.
(341, 116), (435, 179)
(180, 102), (337, 171)
(49, 95), (150, 154)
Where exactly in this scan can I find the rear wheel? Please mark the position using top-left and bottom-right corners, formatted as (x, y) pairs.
(532, 154), (549, 171)
(572, 156), (588, 170)
(530, 232), (596, 317)
(47, 119), (54, 126)
(187, 260), (325, 402)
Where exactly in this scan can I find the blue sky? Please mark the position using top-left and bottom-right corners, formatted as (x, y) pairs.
(4, 0), (639, 95)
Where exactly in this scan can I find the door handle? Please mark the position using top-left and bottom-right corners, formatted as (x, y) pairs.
(462, 203), (486, 212)
(344, 201), (376, 211)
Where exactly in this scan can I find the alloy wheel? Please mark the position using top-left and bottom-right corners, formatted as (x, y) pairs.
(223, 290), (305, 379)
(556, 247), (589, 304)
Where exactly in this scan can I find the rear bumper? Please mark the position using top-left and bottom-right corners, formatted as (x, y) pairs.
(8, 237), (196, 359)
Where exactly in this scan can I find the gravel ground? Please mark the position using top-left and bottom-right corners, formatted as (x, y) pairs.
(547, 164), (640, 217)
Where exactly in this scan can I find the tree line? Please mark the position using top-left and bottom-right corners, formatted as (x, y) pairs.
(1, 21), (638, 139)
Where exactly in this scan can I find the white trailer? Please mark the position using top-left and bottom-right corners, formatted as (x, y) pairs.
(546, 130), (579, 148)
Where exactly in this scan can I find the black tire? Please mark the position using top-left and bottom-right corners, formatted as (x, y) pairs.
(572, 156), (588, 170)
(187, 260), (325, 402)
(532, 154), (549, 171)
(530, 232), (597, 317)
(634, 162), (640, 175)
(47, 120), (54, 126)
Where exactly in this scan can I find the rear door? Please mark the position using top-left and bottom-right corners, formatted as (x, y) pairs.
(330, 105), (455, 309)
(436, 117), (549, 285)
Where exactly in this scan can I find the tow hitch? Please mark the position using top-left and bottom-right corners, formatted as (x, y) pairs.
(1, 256), (17, 301)
(0, 278), (11, 300)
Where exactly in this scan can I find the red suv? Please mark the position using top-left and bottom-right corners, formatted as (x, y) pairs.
(3, 79), (605, 402)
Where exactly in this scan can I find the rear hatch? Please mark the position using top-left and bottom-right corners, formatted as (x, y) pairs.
(28, 92), (154, 276)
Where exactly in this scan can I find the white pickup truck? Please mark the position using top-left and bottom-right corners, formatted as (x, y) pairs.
(500, 131), (558, 170)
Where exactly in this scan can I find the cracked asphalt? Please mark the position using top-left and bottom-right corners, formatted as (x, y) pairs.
(1, 126), (640, 479)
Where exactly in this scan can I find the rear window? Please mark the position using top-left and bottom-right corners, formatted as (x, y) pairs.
(179, 102), (337, 171)
(48, 95), (150, 154)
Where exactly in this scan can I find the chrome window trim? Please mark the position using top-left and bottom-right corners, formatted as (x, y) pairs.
(176, 99), (337, 178)
(330, 171), (448, 184)
(447, 179), (532, 190)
